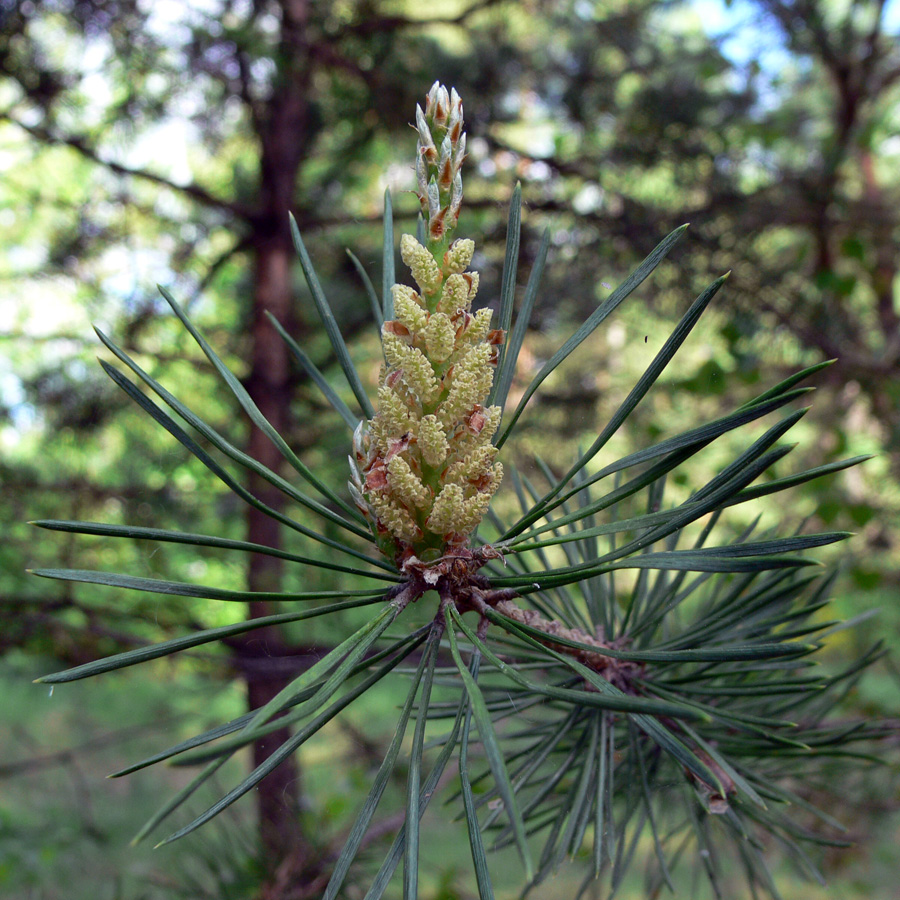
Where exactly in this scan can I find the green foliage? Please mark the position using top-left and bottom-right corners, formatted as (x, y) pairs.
(33, 90), (888, 896)
(2, 2), (898, 897)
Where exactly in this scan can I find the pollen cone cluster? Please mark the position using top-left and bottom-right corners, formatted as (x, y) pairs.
(349, 83), (504, 565)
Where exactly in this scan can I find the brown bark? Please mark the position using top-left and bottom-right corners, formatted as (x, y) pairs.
(229, 0), (317, 872)
(235, 229), (310, 868)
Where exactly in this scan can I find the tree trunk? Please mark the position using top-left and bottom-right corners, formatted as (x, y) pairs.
(233, 0), (316, 874)
(235, 227), (312, 868)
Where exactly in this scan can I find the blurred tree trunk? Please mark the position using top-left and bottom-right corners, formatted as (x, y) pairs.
(231, 0), (314, 872)
(238, 230), (307, 867)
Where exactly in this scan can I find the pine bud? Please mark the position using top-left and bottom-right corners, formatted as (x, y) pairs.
(444, 239), (475, 274)
(358, 84), (504, 564)
(400, 234), (443, 298)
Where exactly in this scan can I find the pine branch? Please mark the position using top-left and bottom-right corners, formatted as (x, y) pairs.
(0, 111), (245, 217)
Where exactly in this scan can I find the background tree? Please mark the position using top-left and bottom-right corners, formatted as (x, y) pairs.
(1, 0), (897, 896)
(0, 0), (518, 881)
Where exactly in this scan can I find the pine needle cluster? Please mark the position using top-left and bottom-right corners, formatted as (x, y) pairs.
(32, 83), (885, 899)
